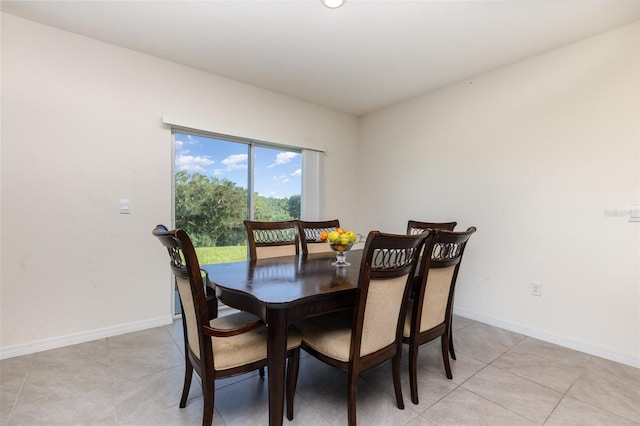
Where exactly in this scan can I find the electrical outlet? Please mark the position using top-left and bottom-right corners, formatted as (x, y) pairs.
(530, 281), (542, 296)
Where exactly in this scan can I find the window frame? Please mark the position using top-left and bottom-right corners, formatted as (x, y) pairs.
(168, 121), (324, 316)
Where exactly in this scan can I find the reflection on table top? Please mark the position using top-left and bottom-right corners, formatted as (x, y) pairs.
(201, 249), (363, 305)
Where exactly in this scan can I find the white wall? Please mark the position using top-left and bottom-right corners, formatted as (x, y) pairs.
(0, 14), (359, 357)
(3, 13), (639, 368)
(359, 22), (640, 366)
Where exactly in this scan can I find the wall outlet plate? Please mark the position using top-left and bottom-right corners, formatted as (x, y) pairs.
(120, 199), (131, 214)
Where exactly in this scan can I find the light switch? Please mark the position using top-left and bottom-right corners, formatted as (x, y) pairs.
(120, 199), (131, 214)
(630, 205), (640, 222)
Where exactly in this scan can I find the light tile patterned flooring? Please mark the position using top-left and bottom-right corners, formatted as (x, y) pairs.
(2, 315), (639, 425)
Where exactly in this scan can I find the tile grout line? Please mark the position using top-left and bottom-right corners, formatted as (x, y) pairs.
(460, 351), (541, 423)
(457, 335), (556, 424)
(488, 345), (577, 394)
(3, 372), (27, 426)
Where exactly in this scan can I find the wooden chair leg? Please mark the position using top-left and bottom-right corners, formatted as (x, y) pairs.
(408, 342), (420, 405)
(441, 333), (453, 380)
(347, 370), (358, 426)
(180, 358), (194, 408)
(449, 341), (456, 359)
(202, 382), (215, 426)
(448, 318), (456, 360)
(392, 352), (405, 410)
(286, 347), (300, 421)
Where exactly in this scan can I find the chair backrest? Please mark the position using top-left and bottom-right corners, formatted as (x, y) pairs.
(408, 220), (458, 278)
(352, 231), (428, 359)
(407, 220), (457, 235)
(244, 220), (300, 260)
(297, 219), (340, 255)
(152, 225), (212, 364)
(412, 227), (476, 333)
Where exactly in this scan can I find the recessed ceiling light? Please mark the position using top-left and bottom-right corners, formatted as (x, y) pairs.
(321, 0), (346, 9)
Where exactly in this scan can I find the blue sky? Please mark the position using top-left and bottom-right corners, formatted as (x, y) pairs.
(175, 133), (301, 199)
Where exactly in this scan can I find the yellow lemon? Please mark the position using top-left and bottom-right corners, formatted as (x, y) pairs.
(327, 231), (340, 242)
(339, 235), (351, 246)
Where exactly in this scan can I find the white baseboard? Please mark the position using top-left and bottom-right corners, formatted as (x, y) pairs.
(454, 308), (640, 369)
(0, 315), (174, 360)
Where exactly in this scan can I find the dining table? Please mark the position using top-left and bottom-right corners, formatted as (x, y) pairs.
(201, 249), (364, 426)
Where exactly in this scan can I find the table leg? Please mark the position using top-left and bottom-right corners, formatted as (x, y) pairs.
(266, 308), (287, 426)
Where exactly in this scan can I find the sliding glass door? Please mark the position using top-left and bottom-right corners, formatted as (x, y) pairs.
(173, 131), (301, 314)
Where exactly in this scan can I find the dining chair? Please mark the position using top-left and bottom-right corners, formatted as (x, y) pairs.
(244, 220), (300, 379)
(155, 225), (219, 317)
(402, 227), (476, 405)
(152, 225), (302, 425)
(244, 220), (300, 260)
(406, 219), (458, 359)
(296, 219), (340, 254)
(290, 231), (428, 425)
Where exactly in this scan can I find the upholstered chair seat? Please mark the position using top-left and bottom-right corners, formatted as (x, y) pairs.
(295, 310), (353, 361)
(208, 312), (302, 370)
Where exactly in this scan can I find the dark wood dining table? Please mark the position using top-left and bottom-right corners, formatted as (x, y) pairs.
(201, 249), (363, 426)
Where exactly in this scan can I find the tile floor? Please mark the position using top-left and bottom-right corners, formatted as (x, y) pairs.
(2, 315), (639, 425)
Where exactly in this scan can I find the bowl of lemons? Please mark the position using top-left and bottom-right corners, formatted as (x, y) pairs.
(321, 227), (358, 266)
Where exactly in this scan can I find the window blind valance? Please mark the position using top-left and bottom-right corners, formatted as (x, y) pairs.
(162, 114), (326, 153)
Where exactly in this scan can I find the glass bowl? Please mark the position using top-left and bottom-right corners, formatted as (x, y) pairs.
(328, 240), (354, 266)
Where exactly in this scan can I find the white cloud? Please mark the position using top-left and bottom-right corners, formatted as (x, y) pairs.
(268, 152), (299, 168)
(176, 155), (214, 172)
(222, 154), (248, 170)
(273, 174), (290, 184)
(291, 169), (302, 176)
(175, 135), (199, 154)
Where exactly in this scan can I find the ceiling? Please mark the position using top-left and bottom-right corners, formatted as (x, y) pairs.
(3, 0), (640, 116)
